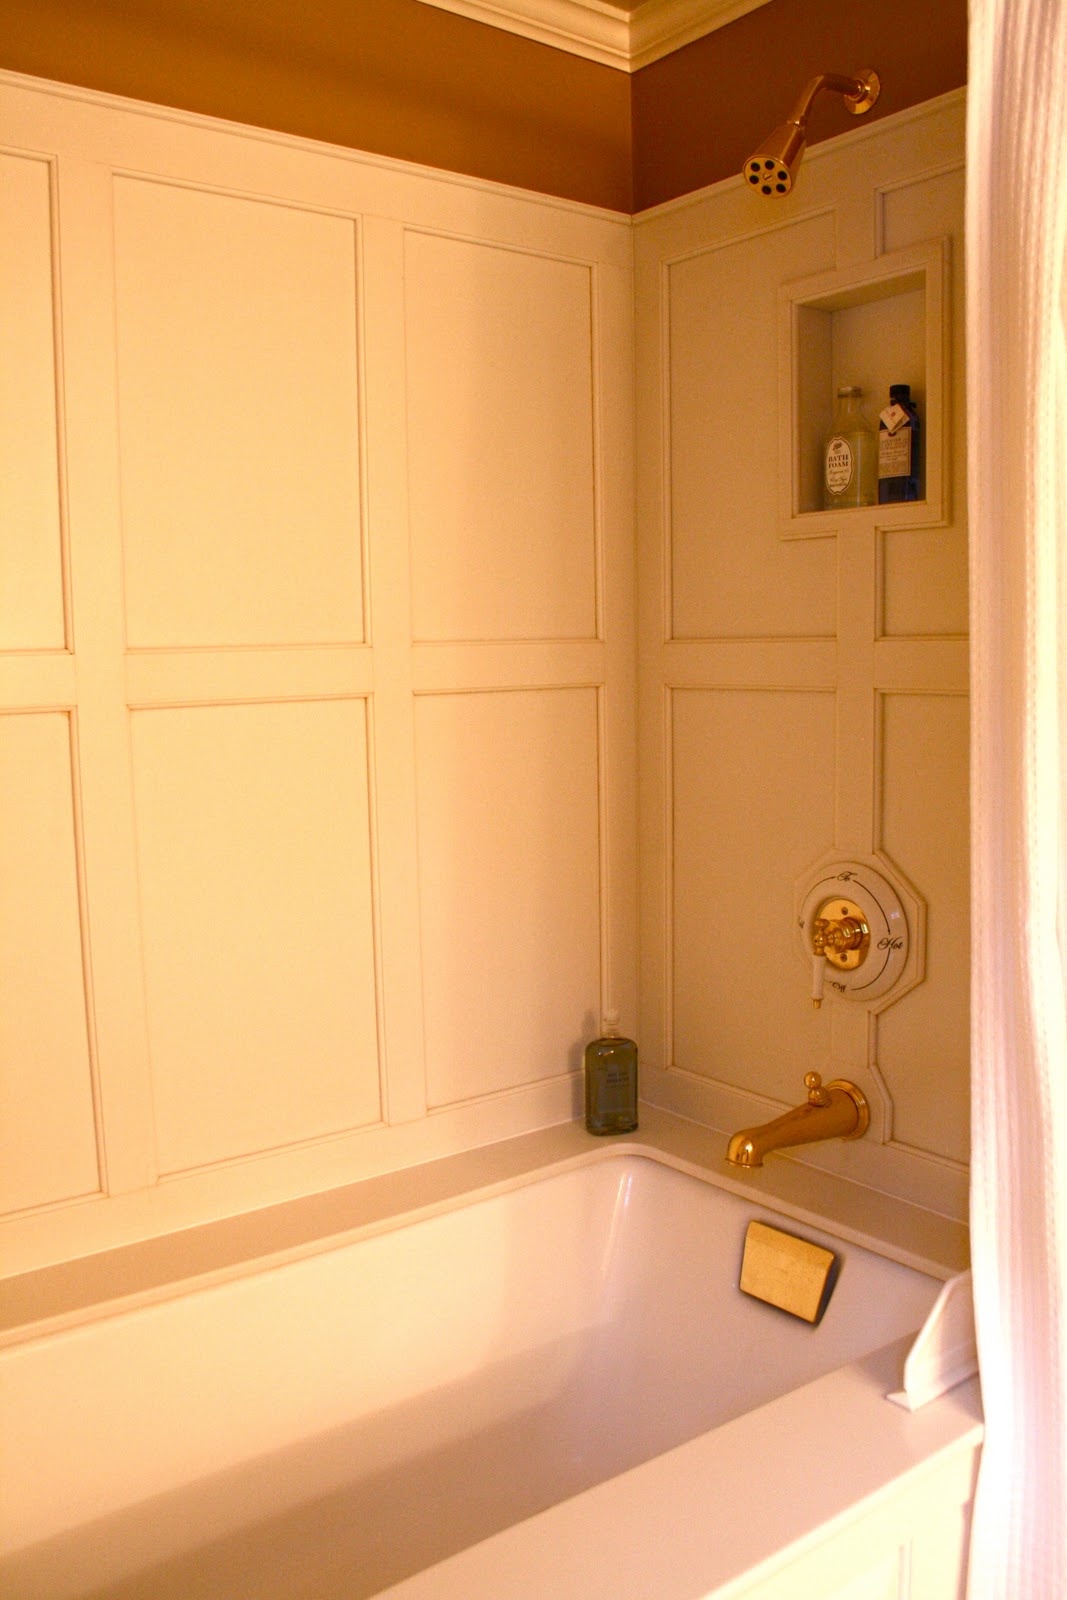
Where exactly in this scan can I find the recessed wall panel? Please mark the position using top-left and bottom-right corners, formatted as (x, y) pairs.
(878, 692), (969, 1162)
(881, 168), (967, 639)
(113, 180), (363, 649)
(415, 688), (601, 1104)
(131, 700), (380, 1173)
(405, 234), (597, 642)
(671, 688), (835, 1095)
(0, 154), (65, 650)
(0, 714), (98, 1212)
(668, 215), (836, 640)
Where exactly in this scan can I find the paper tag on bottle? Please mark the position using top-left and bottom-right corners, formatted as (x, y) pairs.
(879, 402), (910, 435)
(879, 426), (911, 477)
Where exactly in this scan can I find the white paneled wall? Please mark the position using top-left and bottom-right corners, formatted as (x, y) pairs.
(0, 74), (635, 1269)
(635, 94), (969, 1217)
(1, 72), (969, 1273)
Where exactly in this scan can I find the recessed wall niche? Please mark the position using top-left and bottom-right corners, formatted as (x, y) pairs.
(779, 240), (949, 532)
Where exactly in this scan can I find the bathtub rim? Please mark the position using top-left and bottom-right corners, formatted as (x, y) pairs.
(368, 1342), (983, 1600)
(0, 1106), (968, 1351)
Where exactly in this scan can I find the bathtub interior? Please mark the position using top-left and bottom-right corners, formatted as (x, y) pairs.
(1, 1153), (946, 1600)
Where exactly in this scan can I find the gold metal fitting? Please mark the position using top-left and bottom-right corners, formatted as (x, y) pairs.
(812, 899), (870, 969)
(725, 1072), (870, 1167)
(843, 69), (881, 115)
(809, 898), (871, 1008)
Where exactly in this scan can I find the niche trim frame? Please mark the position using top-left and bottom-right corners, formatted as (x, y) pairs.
(777, 239), (950, 538)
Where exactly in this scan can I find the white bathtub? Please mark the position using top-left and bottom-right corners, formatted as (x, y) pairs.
(0, 1145), (981, 1600)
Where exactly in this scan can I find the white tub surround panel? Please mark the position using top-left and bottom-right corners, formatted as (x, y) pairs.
(113, 178), (366, 650)
(0, 71), (636, 1271)
(130, 700), (382, 1174)
(634, 91), (970, 1220)
(0, 150), (66, 650)
(415, 688), (604, 1105)
(405, 233), (599, 643)
(0, 714), (99, 1213)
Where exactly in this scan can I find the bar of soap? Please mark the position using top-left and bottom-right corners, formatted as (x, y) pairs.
(739, 1220), (837, 1323)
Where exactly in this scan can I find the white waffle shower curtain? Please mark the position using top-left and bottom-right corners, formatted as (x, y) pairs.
(966, 1), (1067, 1595)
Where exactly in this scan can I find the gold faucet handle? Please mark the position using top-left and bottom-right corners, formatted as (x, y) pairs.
(804, 1071), (832, 1106)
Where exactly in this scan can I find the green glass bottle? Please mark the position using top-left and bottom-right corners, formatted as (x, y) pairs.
(584, 1011), (638, 1135)
(823, 385), (878, 508)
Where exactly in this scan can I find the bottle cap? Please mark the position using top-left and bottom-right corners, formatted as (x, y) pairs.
(889, 383), (911, 399)
(837, 385), (863, 397)
(602, 1010), (621, 1037)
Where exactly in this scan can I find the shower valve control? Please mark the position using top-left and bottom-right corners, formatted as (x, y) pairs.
(795, 856), (924, 1010)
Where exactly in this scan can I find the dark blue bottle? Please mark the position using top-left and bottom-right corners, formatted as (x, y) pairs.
(877, 383), (921, 503)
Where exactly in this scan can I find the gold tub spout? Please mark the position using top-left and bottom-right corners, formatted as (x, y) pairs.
(726, 1072), (869, 1168)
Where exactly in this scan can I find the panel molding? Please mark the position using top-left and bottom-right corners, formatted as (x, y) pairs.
(56, 152), (157, 1199)
(661, 210), (838, 642)
(414, 684), (605, 1109)
(0, 652), (77, 709)
(0, 75), (634, 1268)
(411, 640), (607, 692)
(0, 709), (102, 1215)
(662, 682), (837, 1093)
(875, 687), (970, 1166)
(636, 93), (969, 1219)
(112, 176), (366, 652)
(0, 148), (68, 652)
(873, 638), (968, 691)
(657, 637), (836, 688)
(130, 697), (383, 1176)
(124, 647), (376, 708)
(404, 229), (600, 646)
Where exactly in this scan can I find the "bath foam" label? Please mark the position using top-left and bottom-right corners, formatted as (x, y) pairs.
(824, 435), (854, 495)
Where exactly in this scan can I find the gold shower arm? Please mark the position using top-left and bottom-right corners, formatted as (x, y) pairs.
(743, 69), (880, 197)
(788, 72), (880, 129)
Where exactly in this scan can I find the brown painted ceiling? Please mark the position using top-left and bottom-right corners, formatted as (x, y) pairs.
(0, 0), (966, 211)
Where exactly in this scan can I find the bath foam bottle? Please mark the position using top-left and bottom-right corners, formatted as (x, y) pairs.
(823, 385), (877, 509)
(584, 1011), (638, 1135)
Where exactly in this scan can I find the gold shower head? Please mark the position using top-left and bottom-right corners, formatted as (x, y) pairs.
(744, 121), (807, 196)
(743, 70), (880, 197)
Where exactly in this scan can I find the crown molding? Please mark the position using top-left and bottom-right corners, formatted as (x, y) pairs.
(415, 0), (773, 71)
